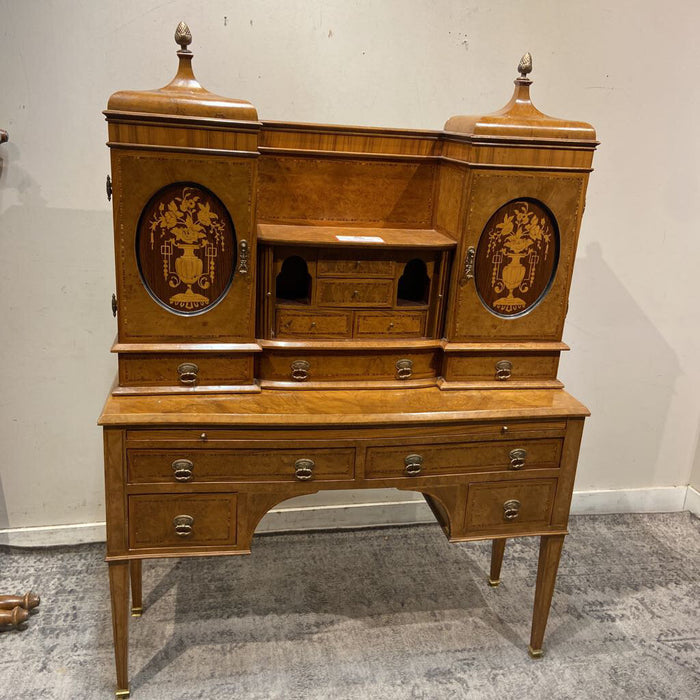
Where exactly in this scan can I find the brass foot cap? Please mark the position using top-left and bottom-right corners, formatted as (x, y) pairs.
(487, 578), (501, 587)
(115, 689), (130, 699)
(131, 607), (142, 617)
(528, 646), (544, 659)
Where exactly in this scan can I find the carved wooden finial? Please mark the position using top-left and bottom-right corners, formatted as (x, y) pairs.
(175, 21), (192, 52)
(518, 52), (533, 78)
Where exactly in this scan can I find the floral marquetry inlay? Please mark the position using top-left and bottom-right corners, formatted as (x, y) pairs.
(474, 199), (559, 317)
(137, 183), (236, 314)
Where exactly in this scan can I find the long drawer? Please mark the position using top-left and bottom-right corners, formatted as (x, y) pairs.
(127, 447), (355, 484)
(259, 349), (439, 383)
(128, 493), (237, 549)
(365, 438), (562, 478)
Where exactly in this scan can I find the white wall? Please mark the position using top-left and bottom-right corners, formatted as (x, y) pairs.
(1, 0), (699, 531)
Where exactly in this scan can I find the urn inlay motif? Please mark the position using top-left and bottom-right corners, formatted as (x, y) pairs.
(137, 183), (236, 314)
(474, 199), (559, 317)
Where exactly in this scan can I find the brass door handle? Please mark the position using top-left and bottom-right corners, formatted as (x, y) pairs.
(461, 246), (475, 283)
(177, 362), (199, 385)
(509, 449), (527, 470)
(495, 360), (513, 381)
(171, 459), (194, 482)
(294, 458), (314, 481)
(173, 514), (194, 536)
(404, 453), (423, 476)
(503, 499), (521, 521)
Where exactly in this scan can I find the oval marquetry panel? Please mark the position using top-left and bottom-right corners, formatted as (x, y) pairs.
(137, 183), (236, 315)
(474, 199), (559, 318)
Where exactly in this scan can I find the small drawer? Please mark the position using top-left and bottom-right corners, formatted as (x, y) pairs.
(365, 439), (562, 478)
(118, 354), (253, 388)
(127, 447), (355, 483)
(465, 479), (557, 533)
(316, 279), (394, 307)
(317, 251), (394, 277)
(259, 349), (439, 383)
(354, 311), (426, 338)
(444, 352), (560, 383)
(276, 309), (352, 338)
(128, 493), (237, 549)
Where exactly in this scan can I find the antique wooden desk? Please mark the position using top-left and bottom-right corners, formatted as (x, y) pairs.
(99, 24), (596, 698)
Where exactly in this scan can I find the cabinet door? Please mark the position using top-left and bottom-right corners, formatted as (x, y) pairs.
(447, 171), (588, 342)
(111, 152), (256, 342)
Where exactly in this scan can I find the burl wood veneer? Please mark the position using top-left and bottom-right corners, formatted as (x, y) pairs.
(100, 27), (596, 698)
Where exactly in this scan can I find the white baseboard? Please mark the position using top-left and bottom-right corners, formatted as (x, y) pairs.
(570, 486), (689, 515)
(684, 486), (700, 516)
(1, 485), (697, 547)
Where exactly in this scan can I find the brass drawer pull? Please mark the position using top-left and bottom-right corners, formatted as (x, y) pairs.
(396, 358), (413, 380)
(177, 362), (199, 385)
(503, 499), (521, 521)
(291, 360), (310, 382)
(173, 514), (194, 537)
(495, 360), (513, 381)
(509, 449), (527, 470)
(294, 458), (315, 481)
(171, 459), (194, 482)
(404, 453), (423, 476)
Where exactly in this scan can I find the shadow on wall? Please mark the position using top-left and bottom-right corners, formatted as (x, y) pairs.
(0, 140), (116, 531)
(561, 241), (681, 488)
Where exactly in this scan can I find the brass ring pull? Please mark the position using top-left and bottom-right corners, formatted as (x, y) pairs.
(396, 359), (413, 380)
(173, 514), (194, 537)
(177, 362), (199, 385)
(294, 458), (315, 481)
(404, 453), (423, 476)
(495, 360), (513, 381)
(503, 499), (521, 521)
(509, 449), (527, 470)
(291, 360), (310, 382)
(171, 458), (194, 482)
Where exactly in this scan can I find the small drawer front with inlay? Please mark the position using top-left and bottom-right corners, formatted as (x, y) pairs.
(354, 311), (426, 338)
(365, 439), (562, 478)
(128, 494), (237, 549)
(127, 448), (355, 483)
(444, 353), (560, 384)
(119, 354), (253, 388)
(317, 252), (394, 278)
(276, 310), (352, 338)
(465, 479), (557, 533)
(316, 279), (394, 307)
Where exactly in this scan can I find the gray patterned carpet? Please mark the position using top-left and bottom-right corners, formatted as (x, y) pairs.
(1, 512), (699, 699)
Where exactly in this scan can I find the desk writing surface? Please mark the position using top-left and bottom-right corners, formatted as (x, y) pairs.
(99, 388), (589, 426)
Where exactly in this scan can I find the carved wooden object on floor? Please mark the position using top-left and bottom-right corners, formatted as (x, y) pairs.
(0, 592), (40, 611)
(100, 23), (597, 698)
(0, 606), (30, 630)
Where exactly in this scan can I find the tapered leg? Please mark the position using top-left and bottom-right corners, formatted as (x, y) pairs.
(529, 534), (565, 658)
(130, 560), (142, 617)
(488, 538), (506, 586)
(108, 561), (130, 698)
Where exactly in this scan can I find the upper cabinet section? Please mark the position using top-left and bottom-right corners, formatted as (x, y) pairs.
(444, 53), (596, 144)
